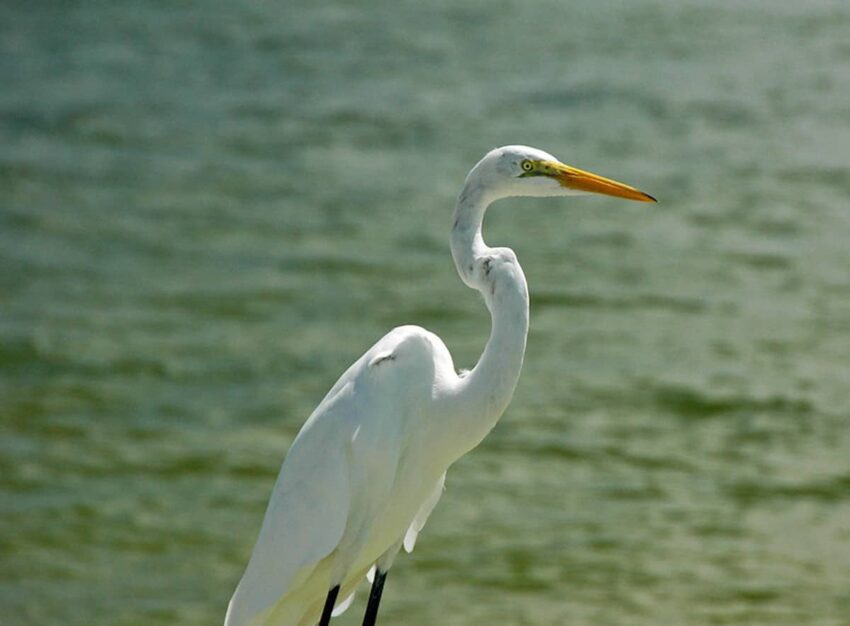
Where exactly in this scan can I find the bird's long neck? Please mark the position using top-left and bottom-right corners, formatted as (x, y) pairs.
(442, 180), (529, 460)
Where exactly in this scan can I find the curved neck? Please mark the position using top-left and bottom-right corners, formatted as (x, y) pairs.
(451, 184), (492, 289)
(442, 180), (530, 460)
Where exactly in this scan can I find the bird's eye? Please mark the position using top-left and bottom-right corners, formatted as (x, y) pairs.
(521, 160), (534, 172)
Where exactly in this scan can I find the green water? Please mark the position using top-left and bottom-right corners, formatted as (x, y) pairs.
(2, 1), (850, 624)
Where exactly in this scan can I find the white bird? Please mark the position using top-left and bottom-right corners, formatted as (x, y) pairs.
(225, 146), (655, 626)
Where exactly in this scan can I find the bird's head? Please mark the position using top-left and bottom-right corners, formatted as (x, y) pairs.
(466, 145), (656, 203)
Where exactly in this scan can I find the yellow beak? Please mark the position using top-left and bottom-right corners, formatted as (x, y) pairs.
(541, 160), (656, 203)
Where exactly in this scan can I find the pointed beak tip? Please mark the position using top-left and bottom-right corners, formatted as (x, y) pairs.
(642, 192), (658, 203)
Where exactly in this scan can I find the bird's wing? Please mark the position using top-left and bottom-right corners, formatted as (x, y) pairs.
(226, 326), (442, 626)
(225, 380), (355, 626)
(331, 590), (355, 617)
(403, 472), (446, 552)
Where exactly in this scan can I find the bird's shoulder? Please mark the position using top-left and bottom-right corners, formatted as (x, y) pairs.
(308, 326), (448, 412)
(291, 326), (450, 448)
(365, 325), (448, 372)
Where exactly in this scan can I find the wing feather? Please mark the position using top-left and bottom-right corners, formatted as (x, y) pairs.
(403, 472), (446, 553)
(225, 383), (355, 626)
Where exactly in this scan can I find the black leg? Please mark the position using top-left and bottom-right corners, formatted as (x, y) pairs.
(362, 570), (388, 626)
(319, 585), (340, 626)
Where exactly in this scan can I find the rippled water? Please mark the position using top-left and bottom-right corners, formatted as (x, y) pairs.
(2, 1), (850, 624)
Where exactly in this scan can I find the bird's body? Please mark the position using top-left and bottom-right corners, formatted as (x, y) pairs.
(225, 146), (654, 626)
(228, 326), (456, 626)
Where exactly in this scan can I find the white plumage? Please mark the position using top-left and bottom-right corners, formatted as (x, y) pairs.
(225, 146), (655, 626)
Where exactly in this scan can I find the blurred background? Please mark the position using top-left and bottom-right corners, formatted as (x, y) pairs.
(2, 0), (850, 624)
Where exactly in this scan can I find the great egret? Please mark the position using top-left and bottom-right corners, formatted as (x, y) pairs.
(224, 146), (655, 626)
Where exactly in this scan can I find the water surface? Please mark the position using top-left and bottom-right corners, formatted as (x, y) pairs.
(2, 1), (850, 624)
